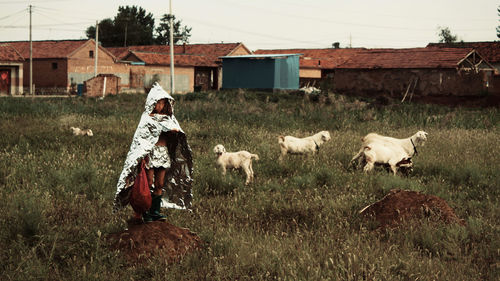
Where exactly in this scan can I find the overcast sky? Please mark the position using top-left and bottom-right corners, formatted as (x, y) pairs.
(0, 0), (498, 51)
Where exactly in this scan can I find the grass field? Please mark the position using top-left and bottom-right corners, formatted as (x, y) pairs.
(0, 91), (498, 280)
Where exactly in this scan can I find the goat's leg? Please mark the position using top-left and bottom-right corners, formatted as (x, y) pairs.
(243, 165), (252, 185)
(279, 147), (287, 161)
(390, 165), (398, 175)
(221, 166), (227, 176)
(249, 162), (254, 181)
(363, 161), (374, 173)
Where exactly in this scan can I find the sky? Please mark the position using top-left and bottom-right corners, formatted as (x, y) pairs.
(0, 0), (498, 51)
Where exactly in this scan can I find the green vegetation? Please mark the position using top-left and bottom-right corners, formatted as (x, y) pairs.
(0, 91), (498, 280)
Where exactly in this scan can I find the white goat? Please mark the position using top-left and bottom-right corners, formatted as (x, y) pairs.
(278, 130), (331, 158)
(213, 144), (259, 185)
(351, 131), (428, 175)
(70, 126), (93, 136)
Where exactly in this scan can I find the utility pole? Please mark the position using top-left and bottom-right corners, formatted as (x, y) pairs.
(29, 5), (33, 95)
(169, 0), (175, 94)
(95, 20), (98, 77)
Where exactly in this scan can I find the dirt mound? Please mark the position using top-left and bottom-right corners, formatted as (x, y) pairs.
(107, 221), (203, 264)
(360, 189), (466, 229)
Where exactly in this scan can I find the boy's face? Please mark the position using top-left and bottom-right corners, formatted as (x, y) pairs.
(154, 99), (166, 113)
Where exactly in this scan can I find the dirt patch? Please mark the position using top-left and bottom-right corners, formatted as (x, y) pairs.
(360, 189), (466, 229)
(107, 221), (203, 264)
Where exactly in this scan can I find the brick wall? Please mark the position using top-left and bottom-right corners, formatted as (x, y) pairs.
(332, 68), (488, 97)
(22, 58), (68, 93)
(68, 43), (129, 88)
(84, 74), (120, 97)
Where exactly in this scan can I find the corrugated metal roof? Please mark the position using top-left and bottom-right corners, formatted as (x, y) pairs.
(0, 44), (24, 62)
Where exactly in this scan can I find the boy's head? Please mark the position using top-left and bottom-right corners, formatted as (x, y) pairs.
(153, 98), (173, 115)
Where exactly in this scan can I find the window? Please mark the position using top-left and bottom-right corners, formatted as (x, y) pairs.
(89, 50), (94, 58)
(52, 62), (58, 70)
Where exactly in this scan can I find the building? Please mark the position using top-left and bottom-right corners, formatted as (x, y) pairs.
(0, 44), (24, 95)
(427, 41), (500, 73)
(1, 40), (251, 95)
(220, 54), (300, 90)
(254, 48), (366, 87)
(2, 39), (122, 94)
(107, 43), (252, 93)
(256, 47), (496, 97)
(334, 48), (496, 96)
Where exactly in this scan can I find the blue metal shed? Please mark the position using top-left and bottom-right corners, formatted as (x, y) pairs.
(221, 54), (300, 90)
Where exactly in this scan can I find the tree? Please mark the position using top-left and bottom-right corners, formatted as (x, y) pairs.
(497, 6), (500, 39)
(86, 19), (116, 47)
(155, 14), (192, 45)
(437, 26), (458, 44)
(86, 5), (155, 47)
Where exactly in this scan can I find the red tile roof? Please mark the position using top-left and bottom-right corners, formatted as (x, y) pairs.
(2, 40), (89, 59)
(256, 47), (476, 69)
(338, 48), (474, 69)
(108, 43), (248, 67)
(129, 51), (217, 67)
(254, 48), (366, 69)
(427, 41), (500, 63)
(0, 44), (24, 62)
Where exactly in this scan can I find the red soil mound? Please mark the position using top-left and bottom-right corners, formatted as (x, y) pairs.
(107, 221), (203, 264)
(360, 189), (466, 229)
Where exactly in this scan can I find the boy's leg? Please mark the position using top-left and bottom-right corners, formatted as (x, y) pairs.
(153, 168), (166, 194)
(148, 168), (167, 221)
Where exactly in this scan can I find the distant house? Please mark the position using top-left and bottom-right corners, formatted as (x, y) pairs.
(2, 39), (123, 94)
(107, 43), (252, 93)
(254, 48), (366, 87)
(334, 48), (496, 96)
(220, 54), (300, 90)
(256, 47), (496, 97)
(0, 44), (24, 95)
(427, 41), (500, 73)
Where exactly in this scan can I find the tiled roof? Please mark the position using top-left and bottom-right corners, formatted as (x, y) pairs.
(0, 44), (24, 62)
(254, 48), (365, 69)
(427, 41), (500, 63)
(129, 51), (217, 67)
(338, 48), (474, 69)
(108, 43), (247, 67)
(2, 40), (89, 59)
(106, 47), (130, 60)
(256, 47), (476, 69)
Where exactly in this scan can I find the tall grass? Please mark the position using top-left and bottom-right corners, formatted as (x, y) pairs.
(0, 90), (498, 280)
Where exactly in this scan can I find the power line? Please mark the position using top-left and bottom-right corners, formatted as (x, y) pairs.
(0, 8), (27, 21)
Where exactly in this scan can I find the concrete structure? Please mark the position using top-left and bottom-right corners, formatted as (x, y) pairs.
(0, 44), (24, 95)
(221, 54), (300, 90)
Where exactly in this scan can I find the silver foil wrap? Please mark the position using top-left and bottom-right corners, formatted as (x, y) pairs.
(114, 83), (193, 211)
